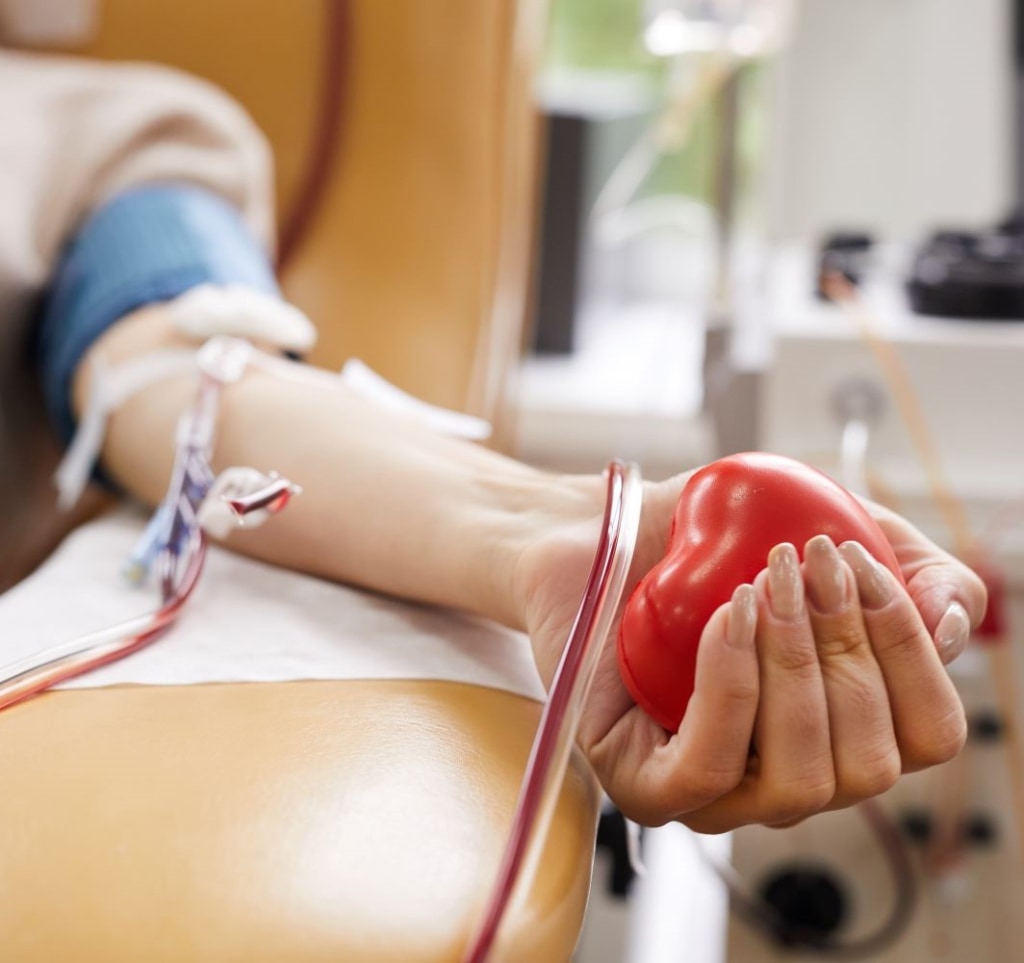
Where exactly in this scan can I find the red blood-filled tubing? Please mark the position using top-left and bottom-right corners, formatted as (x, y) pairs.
(617, 452), (904, 732)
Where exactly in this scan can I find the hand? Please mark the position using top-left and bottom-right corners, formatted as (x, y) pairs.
(516, 473), (987, 831)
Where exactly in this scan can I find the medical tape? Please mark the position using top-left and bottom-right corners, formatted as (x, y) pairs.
(55, 349), (198, 510)
(121, 337), (301, 584)
(338, 358), (492, 441)
(168, 283), (318, 354)
(54, 285), (315, 510)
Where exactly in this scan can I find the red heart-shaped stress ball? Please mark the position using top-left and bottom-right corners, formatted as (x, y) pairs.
(617, 452), (904, 732)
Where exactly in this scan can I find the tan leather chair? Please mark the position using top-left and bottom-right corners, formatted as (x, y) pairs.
(80, 0), (543, 437)
(0, 681), (598, 962)
(0, 4), (603, 960)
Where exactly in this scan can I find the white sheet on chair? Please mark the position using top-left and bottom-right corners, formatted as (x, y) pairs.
(0, 508), (546, 700)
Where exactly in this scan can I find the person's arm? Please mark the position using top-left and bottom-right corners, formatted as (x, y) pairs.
(0, 51), (275, 585)
(72, 302), (594, 630)
(74, 303), (988, 831)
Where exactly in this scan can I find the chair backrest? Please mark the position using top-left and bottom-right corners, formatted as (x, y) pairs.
(43, 0), (547, 436)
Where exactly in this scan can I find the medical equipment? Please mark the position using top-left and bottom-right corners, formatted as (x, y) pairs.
(53, 281), (316, 510)
(702, 797), (917, 957)
(816, 233), (874, 302)
(0, 336), (299, 712)
(466, 459), (642, 961)
(752, 248), (1024, 959)
(906, 223), (1024, 321)
(823, 272), (1024, 864)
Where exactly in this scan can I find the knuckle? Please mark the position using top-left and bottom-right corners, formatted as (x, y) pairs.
(966, 570), (989, 624)
(838, 749), (901, 800)
(928, 717), (968, 766)
(872, 611), (925, 661)
(721, 678), (760, 713)
(816, 622), (870, 660)
(614, 793), (671, 829)
(803, 778), (837, 812)
(770, 641), (821, 677)
(764, 776), (835, 824)
(688, 766), (745, 804)
(623, 762), (748, 827)
(902, 705), (968, 770)
(822, 664), (884, 717)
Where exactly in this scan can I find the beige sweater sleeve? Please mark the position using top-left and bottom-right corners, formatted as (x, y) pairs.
(0, 48), (275, 338)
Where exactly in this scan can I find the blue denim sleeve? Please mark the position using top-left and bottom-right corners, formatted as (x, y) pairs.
(35, 183), (280, 445)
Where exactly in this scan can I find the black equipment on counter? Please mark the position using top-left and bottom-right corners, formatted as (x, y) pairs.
(816, 231), (875, 301)
(906, 217), (1024, 320)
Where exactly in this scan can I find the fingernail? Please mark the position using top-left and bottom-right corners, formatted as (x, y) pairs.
(935, 602), (970, 663)
(839, 541), (893, 609)
(768, 543), (804, 621)
(804, 535), (849, 614)
(728, 584), (757, 647)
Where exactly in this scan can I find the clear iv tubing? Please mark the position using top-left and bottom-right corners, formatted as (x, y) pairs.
(463, 459), (643, 962)
(0, 533), (206, 712)
(0, 371), (223, 714)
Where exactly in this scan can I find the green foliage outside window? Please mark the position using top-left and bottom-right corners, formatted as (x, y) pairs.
(545, 0), (770, 224)
(546, 0), (653, 73)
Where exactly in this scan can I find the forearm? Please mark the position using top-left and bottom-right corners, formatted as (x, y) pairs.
(73, 306), (606, 630)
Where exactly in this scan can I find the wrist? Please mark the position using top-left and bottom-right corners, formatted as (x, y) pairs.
(492, 470), (608, 633)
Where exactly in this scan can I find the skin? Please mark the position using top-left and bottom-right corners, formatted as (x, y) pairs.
(72, 305), (988, 832)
